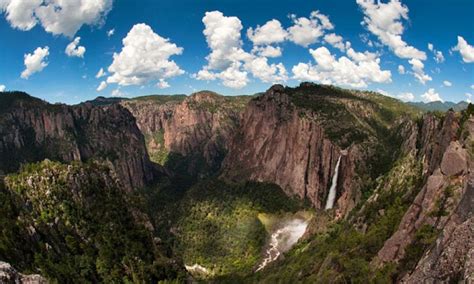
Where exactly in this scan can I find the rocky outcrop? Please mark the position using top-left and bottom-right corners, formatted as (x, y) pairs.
(0, 92), (155, 190)
(220, 84), (393, 213)
(0, 261), (47, 284)
(374, 113), (473, 281)
(121, 91), (249, 177)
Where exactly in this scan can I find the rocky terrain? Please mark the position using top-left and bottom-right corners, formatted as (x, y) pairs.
(120, 91), (250, 177)
(0, 85), (472, 283)
(0, 91), (156, 190)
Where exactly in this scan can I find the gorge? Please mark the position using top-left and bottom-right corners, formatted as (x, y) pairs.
(0, 83), (473, 283)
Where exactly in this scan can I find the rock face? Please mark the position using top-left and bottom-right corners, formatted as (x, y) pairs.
(221, 84), (405, 213)
(0, 261), (47, 284)
(121, 91), (250, 177)
(0, 92), (155, 190)
(374, 113), (474, 282)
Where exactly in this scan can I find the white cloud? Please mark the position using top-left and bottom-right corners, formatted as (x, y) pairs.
(287, 11), (334, 47)
(107, 28), (114, 37)
(292, 46), (391, 88)
(97, 81), (107, 91)
(398, 92), (415, 101)
(409, 58), (432, 84)
(247, 19), (287, 45)
(105, 23), (184, 88)
(195, 11), (288, 88)
(471, 84), (474, 90)
(0, 84), (5, 92)
(111, 88), (125, 97)
(65, 36), (86, 58)
(427, 43), (445, 63)
(244, 57), (287, 83)
(252, 45), (282, 58)
(421, 88), (443, 102)
(21, 46), (49, 79)
(443, 80), (452, 87)
(357, 0), (426, 60)
(452, 36), (474, 63)
(357, 0), (430, 84)
(377, 89), (391, 97)
(466, 92), (472, 103)
(157, 79), (170, 89)
(398, 65), (405, 74)
(323, 33), (349, 51)
(0, 0), (113, 37)
(96, 68), (106, 78)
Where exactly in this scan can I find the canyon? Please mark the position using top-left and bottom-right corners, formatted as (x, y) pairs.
(0, 83), (472, 283)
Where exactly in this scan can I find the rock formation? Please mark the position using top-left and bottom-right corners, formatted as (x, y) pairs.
(0, 92), (156, 190)
(0, 262), (47, 284)
(120, 91), (249, 177)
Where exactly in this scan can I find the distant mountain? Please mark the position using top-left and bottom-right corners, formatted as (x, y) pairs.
(409, 100), (469, 112)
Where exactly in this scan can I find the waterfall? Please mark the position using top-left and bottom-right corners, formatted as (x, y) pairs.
(325, 155), (341, 210)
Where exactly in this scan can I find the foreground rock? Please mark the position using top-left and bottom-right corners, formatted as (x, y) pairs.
(0, 261), (47, 284)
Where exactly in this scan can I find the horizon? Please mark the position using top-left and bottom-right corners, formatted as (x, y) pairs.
(0, 0), (473, 104)
(1, 82), (471, 106)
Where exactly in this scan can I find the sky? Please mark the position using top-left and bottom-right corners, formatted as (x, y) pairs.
(0, 0), (473, 104)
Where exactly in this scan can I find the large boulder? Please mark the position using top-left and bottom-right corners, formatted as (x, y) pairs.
(440, 141), (468, 176)
(0, 262), (47, 284)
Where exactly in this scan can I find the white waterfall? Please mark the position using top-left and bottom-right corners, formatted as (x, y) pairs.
(325, 155), (341, 210)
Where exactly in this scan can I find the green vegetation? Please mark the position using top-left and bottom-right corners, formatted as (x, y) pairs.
(132, 94), (187, 103)
(247, 154), (423, 283)
(145, 130), (170, 165)
(176, 179), (303, 278)
(0, 160), (183, 282)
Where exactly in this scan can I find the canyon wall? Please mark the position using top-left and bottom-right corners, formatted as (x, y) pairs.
(0, 92), (155, 190)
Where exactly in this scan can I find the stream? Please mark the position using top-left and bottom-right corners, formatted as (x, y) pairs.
(256, 215), (310, 272)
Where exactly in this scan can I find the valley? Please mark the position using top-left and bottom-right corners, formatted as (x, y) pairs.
(0, 83), (473, 283)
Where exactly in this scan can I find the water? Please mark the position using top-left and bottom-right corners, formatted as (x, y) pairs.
(185, 263), (210, 276)
(325, 155), (341, 210)
(256, 218), (308, 272)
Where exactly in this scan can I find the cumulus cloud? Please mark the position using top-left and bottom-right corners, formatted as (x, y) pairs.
(0, 84), (5, 92)
(252, 45), (282, 58)
(357, 0), (426, 60)
(96, 68), (106, 78)
(471, 85), (474, 90)
(292, 46), (391, 88)
(96, 81), (107, 91)
(105, 23), (184, 88)
(21, 46), (49, 79)
(421, 88), (442, 102)
(195, 11), (288, 88)
(65, 37), (86, 58)
(287, 11), (334, 47)
(398, 65), (405, 74)
(357, 0), (430, 84)
(323, 33), (349, 51)
(398, 92), (415, 101)
(452, 36), (474, 63)
(111, 88), (125, 97)
(409, 58), (432, 84)
(443, 80), (452, 87)
(247, 19), (287, 45)
(157, 79), (170, 89)
(0, 0), (113, 37)
(428, 43), (444, 63)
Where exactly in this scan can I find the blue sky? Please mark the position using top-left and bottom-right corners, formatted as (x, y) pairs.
(0, 0), (473, 104)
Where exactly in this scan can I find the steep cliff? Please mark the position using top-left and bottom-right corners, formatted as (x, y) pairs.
(221, 83), (418, 214)
(0, 91), (156, 190)
(120, 91), (251, 177)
